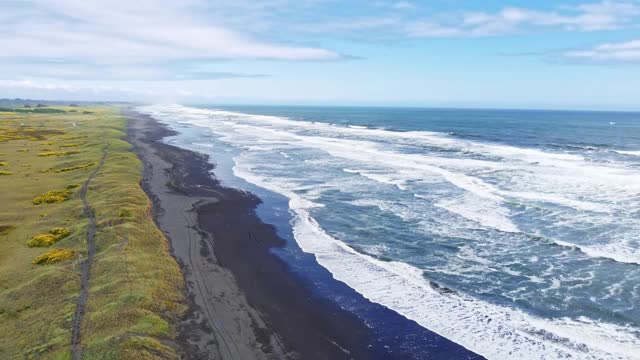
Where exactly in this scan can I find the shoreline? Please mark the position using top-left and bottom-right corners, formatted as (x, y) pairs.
(126, 109), (484, 359)
(126, 110), (377, 359)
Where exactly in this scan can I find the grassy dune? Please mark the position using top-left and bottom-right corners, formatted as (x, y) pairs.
(0, 107), (186, 359)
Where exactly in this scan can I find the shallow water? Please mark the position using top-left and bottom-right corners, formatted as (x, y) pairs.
(140, 104), (640, 360)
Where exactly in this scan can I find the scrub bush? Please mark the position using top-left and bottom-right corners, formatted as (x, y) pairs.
(32, 249), (75, 265)
(27, 227), (71, 247)
(32, 189), (73, 204)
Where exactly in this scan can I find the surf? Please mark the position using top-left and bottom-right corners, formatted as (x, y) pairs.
(139, 104), (640, 360)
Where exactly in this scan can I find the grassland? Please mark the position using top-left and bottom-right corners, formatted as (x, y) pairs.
(0, 107), (186, 359)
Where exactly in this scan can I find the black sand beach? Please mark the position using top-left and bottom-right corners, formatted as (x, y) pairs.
(126, 109), (483, 360)
(126, 110), (379, 359)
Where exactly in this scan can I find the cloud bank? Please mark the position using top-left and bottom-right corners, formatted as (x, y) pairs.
(0, 0), (639, 101)
(403, 1), (639, 37)
(561, 39), (640, 63)
(1, 0), (341, 62)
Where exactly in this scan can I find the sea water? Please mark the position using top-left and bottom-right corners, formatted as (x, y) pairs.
(140, 104), (640, 360)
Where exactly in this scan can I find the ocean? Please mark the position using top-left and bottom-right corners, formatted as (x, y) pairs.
(139, 104), (640, 360)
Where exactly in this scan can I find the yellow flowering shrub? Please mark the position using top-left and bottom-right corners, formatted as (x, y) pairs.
(38, 150), (80, 157)
(54, 162), (95, 173)
(32, 249), (75, 265)
(32, 189), (73, 204)
(27, 227), (71, 247)
(27, 234), (57, 247)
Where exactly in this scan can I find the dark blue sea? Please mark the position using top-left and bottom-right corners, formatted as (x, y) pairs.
(141, 105), (640, 360)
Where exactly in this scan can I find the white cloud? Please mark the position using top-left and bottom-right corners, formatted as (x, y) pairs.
(406, 1), (640, 38)
(289, 1), (640, 39)
(0, 0), (340, 62)
(0, 79), (156, 96)
(391, 2), (414, 10)
(405, 23), (467, 38)
(297, 17), (400, 33)
(0, 80), (74, 91)
(560, 39), (640, 62)
(0, 62), (266, 81)
(1, 0), (639, 102)
(0, 0), (343, 100)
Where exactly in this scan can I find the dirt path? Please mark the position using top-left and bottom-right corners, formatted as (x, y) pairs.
(70, 145), (109, 360)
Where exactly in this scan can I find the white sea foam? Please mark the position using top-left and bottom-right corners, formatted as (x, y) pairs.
(161, 105), (588, 164)
(552, 239), (640, 265)
(501, 191), (611, 213)
(298, 218), (640, 360)
(342, 168), (409, 190)
(436, 195), (520, 233)
(615, 150), (640, 156)
(192, 142), (214, 149)
(140, 104), (640, 258)
(139, 104), (640, 263)
(286, 189), (640, 360)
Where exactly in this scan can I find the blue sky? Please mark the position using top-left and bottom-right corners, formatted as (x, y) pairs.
(1, 0), (639, 110)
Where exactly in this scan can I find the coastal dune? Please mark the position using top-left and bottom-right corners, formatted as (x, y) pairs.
(0, 106), (186, 358)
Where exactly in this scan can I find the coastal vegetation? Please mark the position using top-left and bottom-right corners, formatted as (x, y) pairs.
(52, 162), (96, 173)
(0, 106), (186, 359)
(32, 188), (74, 204)
(60, 142), (86, 148)
(38, 150), (81, 157)
(32, 248), (76, 265)
(27, 227), (71, 247)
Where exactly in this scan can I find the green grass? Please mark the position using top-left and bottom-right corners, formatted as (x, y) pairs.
(52, 162), (96, 173)
(0, 225), (14, 234)
(0, 107), (66, 114)
(0, 107), (186, 359)
(38, 150), (81, 157)
(60, 142), (86, 148)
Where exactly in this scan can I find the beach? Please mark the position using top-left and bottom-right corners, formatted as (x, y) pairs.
(126, 110), (377, 359)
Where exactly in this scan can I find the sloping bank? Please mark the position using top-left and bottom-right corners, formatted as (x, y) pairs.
(0, 106), (185, 359)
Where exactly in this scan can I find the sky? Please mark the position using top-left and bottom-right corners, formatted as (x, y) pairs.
(1, 0), (640, 110)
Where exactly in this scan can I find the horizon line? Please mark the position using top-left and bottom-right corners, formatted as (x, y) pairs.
(2, 97), (640, 114)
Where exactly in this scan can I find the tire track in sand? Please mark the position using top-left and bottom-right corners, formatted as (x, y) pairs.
(181, 198), (241, 360)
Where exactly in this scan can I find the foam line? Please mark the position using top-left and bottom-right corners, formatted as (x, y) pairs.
(138, 104), (640, 263)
